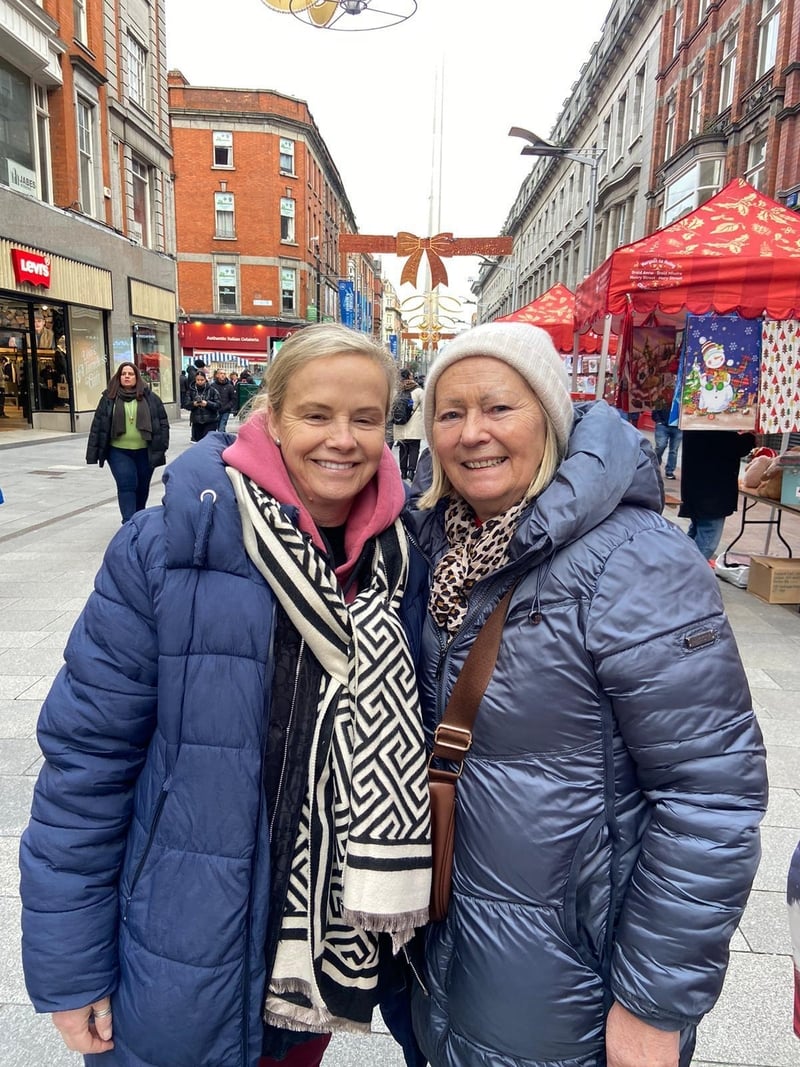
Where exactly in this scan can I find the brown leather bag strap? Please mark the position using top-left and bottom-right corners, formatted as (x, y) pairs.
(431, 585), (515, 767)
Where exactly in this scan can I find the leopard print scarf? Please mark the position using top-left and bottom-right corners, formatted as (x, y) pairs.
(429, 495), (528, 636)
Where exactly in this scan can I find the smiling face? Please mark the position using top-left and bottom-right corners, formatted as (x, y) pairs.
(432, 356), (548, 521)
(266, 353), (389, 526)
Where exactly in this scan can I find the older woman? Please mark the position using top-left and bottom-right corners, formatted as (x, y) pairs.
(406, 322), (767, 1067)
(86, 361), (170, 522)
(20, 324), (430, 1067)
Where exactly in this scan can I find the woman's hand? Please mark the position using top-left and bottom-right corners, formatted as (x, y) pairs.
(605, 1001), (679, 1067)
(52, 997), (114, 1054)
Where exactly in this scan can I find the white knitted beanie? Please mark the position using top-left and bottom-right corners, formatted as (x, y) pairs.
(423, 322), (574, 453)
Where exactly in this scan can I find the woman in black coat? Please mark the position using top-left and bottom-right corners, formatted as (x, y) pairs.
(86, 362), (170, 522)
(183, 369), (221, 441)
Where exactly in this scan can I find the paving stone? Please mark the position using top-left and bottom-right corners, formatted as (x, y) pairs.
(738, 890), (795, 955)
(0, 741), (42, 776)
(0, 835), (21, 895)
(752, 825), (800, 892)
(763, 787), (800, 829)
(744, 668), (782, 691)
(750, 688), (800, 722)
(0, 895), (28, 1002)
(0, 701), (40, 740)
(0, 632), (53, 650)
(328, 1030), (405, 1066)
(694, 951), (797, 1067)
(0, 677), (45, 701)
(0, 649), (70, 676)
(0, 1005), (81, 1067)
(760, 746), (800, 790)
(761, 719), (800, 749)
(0, 775), (34, 836)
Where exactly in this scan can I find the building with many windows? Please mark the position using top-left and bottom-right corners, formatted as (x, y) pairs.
(168, 73), (380, 373)
(0, 0), (178, 433)
(475, 0), (799, 322)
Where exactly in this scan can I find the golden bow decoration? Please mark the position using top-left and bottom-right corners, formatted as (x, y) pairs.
(396, 232), (456, 288)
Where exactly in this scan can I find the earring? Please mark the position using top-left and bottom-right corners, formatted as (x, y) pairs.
(274, 438), (281, 447)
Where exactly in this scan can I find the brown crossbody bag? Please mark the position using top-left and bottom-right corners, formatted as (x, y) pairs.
(428, 585), (515, 922)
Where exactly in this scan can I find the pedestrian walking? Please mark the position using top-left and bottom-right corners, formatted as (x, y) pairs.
(392, 369), (424, 480)
(789, 842), (800, 1038)
(214, 369), (237, 432)
(652, 406), (682, 479)
(679, 429), (755, 560)
(183, 369), (221, 441)
(406, 322), (767, 1067)
(19, 323), (430, 1067)
(85, 362), (170, 522)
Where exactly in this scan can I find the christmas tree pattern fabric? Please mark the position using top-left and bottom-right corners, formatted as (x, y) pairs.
(676, 313), (760, 431)
(757, 320), (800, 434)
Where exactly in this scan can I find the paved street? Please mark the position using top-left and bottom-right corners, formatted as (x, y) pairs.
(0, 423), (798, 1066)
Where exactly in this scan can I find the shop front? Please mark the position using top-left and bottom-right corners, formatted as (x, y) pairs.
(179, 320), (295, 382)
(0, 240), (178, 434)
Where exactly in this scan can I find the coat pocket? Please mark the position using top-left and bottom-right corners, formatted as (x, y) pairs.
(121, 776), (171, 922)
(563, 811), (612, 976)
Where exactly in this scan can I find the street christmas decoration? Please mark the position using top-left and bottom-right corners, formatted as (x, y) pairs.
(260, 0), (417, 31)
(340, 233), (513, 289)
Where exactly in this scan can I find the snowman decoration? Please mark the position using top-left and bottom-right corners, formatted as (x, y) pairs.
(698, 336), (734, 417)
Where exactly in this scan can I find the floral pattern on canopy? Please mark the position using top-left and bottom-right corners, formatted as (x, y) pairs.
(495, 283), (617, 354)
(574, 179), (800, 334)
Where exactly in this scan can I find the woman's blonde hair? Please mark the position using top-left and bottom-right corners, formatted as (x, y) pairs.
(417, 405), (564, 512)
(248, 323), (397, 420)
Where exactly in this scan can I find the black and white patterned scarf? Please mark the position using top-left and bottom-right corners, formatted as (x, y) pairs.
(226, 469), (431, 1034)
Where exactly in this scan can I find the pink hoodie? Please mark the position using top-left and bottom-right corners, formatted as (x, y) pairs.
(222, 412), (406, 591)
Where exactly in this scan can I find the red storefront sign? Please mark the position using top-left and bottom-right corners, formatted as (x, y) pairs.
(11, 248), (52, 288)
(179, 321), (269, 352)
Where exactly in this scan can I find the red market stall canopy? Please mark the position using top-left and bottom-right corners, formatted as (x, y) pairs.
(495, 283), (617, 354)
(575, 178), (800, 333)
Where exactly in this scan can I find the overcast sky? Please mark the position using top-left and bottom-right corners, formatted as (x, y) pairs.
(165, 0), (610, 311)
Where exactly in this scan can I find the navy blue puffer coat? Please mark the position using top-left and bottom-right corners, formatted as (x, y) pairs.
(19, 434), (428, 1067)
(407, 402), (767, 1067)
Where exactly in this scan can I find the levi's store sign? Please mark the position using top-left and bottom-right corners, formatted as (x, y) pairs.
(11, 249), (52, 288)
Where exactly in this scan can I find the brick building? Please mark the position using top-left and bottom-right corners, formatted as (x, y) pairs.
(168, 73), (381, 374)
(0, 0), (178, 433)
(475, 0), (800, 320)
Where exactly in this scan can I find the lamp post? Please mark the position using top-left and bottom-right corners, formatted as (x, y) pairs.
(508, 127), (602, 279)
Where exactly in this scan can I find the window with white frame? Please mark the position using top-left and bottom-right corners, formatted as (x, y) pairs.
(126, 34), (148, 108)
(719, 31), (737, 111)
(34, 85), (52, 203)
(279, 138), (295, 174)
(131, 154), (153, 247)
(600, 116), (611, 175)
(216, 263), (238, 313)
(73, 0), (88, 43)
(662, 158), (723, 224)
(745, 134), (768, 190)
(756, 0), (780, 78)
(673, 0), (683, 54)
(280, 197), (295, 242)
(0, 59), (39, 199)
(698, 0), (710, 21)
(664, 96), (676, 160)
(77, 95), (97, 215)
(215, 191), (235, 238)
(688, 67), (704, 137)
(213, 131), (233, 168)
(614, 94), (627, 159)
(281, 267), (296, 312)
(631, 64), (646, 140)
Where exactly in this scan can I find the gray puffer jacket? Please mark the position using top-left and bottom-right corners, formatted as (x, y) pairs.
(407, 401), (767, 1067)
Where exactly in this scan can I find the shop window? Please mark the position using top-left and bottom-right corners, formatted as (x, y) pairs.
(127, 34), (148, 109)
(77, 96), (98, 215)
(756, 0), (780, 78)
(745, 135), (767, 191)
(215, 191), (236, 238)
(74, 0), (88, 44)
(216, 263), (238, 313)
(280, 197), (296, 242)
(662, 158), (723, 224)
(719, 32), (737, 111)
(281, 268), (296, 313)
(279, 138), (295, 175)
(0, 58), (37, 199)
(131, 154), (153, 247)
(70, 306), (106, 412)
(213, 131), (233, 168)
(133, 320), (174, 403)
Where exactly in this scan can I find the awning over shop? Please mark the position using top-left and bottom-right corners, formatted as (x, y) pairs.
(495, 283), (616, 353)
(575, 178), (800, 333)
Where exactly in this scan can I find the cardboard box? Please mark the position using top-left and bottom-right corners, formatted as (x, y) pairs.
(747, 556), (800, 604)
(780, 467), (800, 508)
